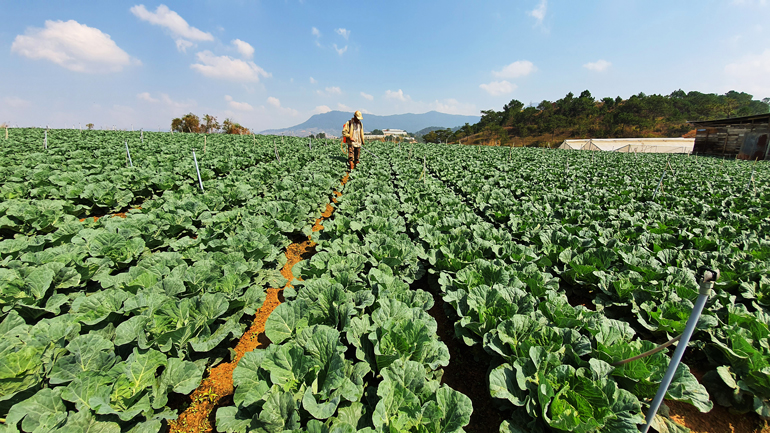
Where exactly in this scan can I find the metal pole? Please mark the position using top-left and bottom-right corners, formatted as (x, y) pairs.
(362, 147), (380, 159)
(274, 139), (280, 162)
(641, 270), (718, 433)
(746, 158), (758, 190)
(193, 149), (204, 192)
(652, 170), (666, 201)
(44, 128), (48, 149)
(125, 139), (133, 167)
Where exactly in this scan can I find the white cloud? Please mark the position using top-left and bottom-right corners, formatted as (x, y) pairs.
(360, 92), (373, 101)
(267, 97), (281, 108)
(225, 94), (254, 111)
(430, 98), (477, 116)
(336, 28), (350, 39)
(137, 92), (159, 103)
(337, 103), (352, 111)
(231, 39), (254, 59)
(385, 89), (411, 102)
(137, 92), (194, 108)
(311, 27), (322, 47)
(333, 44), (348, 55)
(130, 4), (213, 44)
(310, 76), (317, 84)
(266, 97), (299, 116)
(11, 20), (135, 73)
(190, 50), (271, 82)
(3, 97), (32, 108)
(480, 80), (516, 96)
(316, 86), (342, 97)
(313, 105), (332, 114)
(160, 93), (193, 108)
(529, 0), (547, 24)
(725, 49), (770, 97)
(583, 59), (611, 72)
(492, 60), (536, 79)
(175, 39), (194, 53)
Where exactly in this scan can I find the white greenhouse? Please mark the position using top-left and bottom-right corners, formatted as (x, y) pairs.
(557, 138), (695, 154)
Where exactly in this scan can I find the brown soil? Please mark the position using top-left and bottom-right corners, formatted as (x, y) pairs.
(664, 366), (770, 433)
(427, 291), (504, 432)
(312, 203), (334, 232)
(666, 400), (769, 433)
(79, 206), (142, 222)
(168, 174), (347, 433)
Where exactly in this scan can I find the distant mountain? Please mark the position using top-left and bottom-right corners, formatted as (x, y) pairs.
(259, 111), (479, 137)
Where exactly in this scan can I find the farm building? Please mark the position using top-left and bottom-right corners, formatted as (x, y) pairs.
(557, 138), (695, 153)
(689, 113), (770, 160)
(382, 129), (408, 136)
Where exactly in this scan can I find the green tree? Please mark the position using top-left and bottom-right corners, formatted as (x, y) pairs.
(202, 114), (220, 133)
(222, 118), (250, 135)
(86, 123), (94, 130)
(371, 129), (384, 135)
(171, 113), (203, 133)
(171, 117), (183, 132)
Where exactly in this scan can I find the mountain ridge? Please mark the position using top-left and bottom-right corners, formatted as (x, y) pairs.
(259, 110), (479, 136)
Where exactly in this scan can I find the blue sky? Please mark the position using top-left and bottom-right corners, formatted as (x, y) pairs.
(1, 0), (769, 132)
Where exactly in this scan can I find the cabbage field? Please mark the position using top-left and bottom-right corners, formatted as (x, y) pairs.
(0, 128), (768, 433)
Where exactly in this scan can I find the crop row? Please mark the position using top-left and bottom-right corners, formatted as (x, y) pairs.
(1, 133), (342, 432)
(378, 143), (725, 432)
(421, 145), (770, 420)
(212, 153), (472, 432)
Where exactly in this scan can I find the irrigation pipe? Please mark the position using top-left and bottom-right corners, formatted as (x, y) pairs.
(652, 170), (666, 201)
(610, 334), (681, 367)
(125, 139), (133, 167)
(641, 269), (718, 433)
(362, 147), (380, 159)
(193, 149), (204, 192)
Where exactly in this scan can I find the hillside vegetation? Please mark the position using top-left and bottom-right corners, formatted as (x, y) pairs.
(423, 90), (770, 146)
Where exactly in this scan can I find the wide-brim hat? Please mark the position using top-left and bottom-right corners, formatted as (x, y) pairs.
(354, 110), (363, 120)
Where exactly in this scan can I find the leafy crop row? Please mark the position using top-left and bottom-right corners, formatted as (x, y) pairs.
(1, 130), (342, 432)
(215, 154), (472, 432)
(422, 145), (770, 421)
(384, 147), (707, 431)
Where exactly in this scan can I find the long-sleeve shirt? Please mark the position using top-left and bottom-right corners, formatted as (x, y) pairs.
(343, 120), (364, 148)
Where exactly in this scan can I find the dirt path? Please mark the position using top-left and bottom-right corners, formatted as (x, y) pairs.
(168, 172), (349, 433)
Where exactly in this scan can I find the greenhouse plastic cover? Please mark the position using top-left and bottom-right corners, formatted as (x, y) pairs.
(558, 138), (695, 153)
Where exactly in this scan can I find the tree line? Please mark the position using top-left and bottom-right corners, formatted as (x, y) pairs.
(422, 90), (770, 145)
(171, 113), (251, 134)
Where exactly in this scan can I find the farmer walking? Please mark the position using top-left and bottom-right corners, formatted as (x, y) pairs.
(342, 110), (365, 170)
